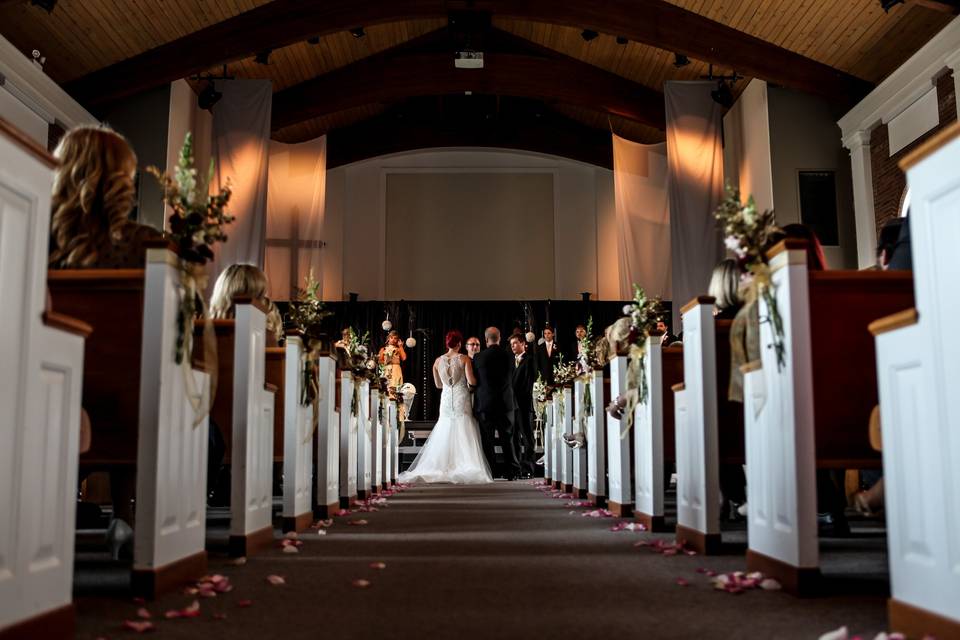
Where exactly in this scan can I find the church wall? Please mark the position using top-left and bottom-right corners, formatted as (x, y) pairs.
(323, 147), (618, 301)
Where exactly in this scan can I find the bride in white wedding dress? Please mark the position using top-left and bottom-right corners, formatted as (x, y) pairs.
(398, 330), (493, 484)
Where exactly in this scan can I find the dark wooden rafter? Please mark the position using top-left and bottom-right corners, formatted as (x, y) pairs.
(271, 48), (666, 131)
(66, 0), (873, 108)
(909, 0), (960, 14)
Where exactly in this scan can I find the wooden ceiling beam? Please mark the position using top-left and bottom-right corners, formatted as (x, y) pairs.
(66, 0), (872, 108)
(270, 51), (666, 131)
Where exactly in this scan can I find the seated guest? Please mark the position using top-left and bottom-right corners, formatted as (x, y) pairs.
(888, 211), (912, 270)
(47, 125), (161, 556)
(874, 219), (904, 271)
(210, 263), (270, 319)
(48, 125), (160, 269)
(264, 298), (283, 347)
(708, 259), (747, 518)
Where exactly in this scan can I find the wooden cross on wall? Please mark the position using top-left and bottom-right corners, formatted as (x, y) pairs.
(264, 205), (325, 300)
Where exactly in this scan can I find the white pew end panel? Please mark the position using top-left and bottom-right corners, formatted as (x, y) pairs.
(315, 355), (340, 519)
(280, 335), (314, 533)
(607, 356), (633, 517)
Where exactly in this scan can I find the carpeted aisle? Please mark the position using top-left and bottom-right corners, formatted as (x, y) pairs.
(75, 481), (888, 639)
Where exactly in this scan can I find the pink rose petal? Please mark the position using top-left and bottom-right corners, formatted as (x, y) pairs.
(266, 575), (286, 585)
(347, 519), (369, 526)
(369, 562), (386, 570)
(237, 599), (253, 608)
(676, 577), (690, 587)
(282, 545), (299, 554)
(817, 627), (849, 640)
(122, 620), (155, 633)
(231, 556), (247, 565)
(352, 579), (371, 588)
(759, 578), (782, 591)
(284, 531), (299, 540)
(213, 612), (227, 620)
(136, 607), (151, 619)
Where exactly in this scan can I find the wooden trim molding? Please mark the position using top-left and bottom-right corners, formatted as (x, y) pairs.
(868, 308), (919, 336)
(131, 550), (208, 599)
(282, 512), (314, 534)
(740, 360), (763, 374)
(42, 310), (93, 337)
(0, 604), (74, 640)
(680, 295), (716, 315)
(888, 597), (960, 639)
(635, 511), (670, 533)
(587, 493), (607, 507)
(766, 238), (808, 261)
(671, 383), (685, 393)
(228, 525), (274, 558)
(0, 116), (58, 168)
(899, 120), (960, 171)
(676, 524), (722, 555)
(607, 500), (633, 518)
(746, 550), (821, 596)
(314, 500), (341, 520)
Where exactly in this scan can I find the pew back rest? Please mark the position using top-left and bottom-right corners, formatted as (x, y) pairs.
(195, 319), (236, 462)
(807, 270), (915, 466)
(265, 347), (285, 461)
(48, 269), (145, 467)
(661, 346), (684, 461)
(715, 320), (745, 463)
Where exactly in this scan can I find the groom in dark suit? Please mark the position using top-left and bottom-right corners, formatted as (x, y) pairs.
(509, 333), (537, 478)
(473, 327), (521, 480)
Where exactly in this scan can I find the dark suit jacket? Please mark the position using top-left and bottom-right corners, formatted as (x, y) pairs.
(535, 342), (562, 385)
(511, 352), (536, 411)
(474, 344), (514, 416)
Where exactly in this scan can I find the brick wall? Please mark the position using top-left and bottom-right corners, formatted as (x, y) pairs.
(871, 71), (957, 233)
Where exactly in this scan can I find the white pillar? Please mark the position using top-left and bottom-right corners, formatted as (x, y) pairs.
(843, 129), (878, 269)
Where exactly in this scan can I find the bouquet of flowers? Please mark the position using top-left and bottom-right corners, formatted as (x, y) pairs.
(148, 132), (234, 367)
(533, 374), (549, 427)
(714, 183), (785, 370)
(610, 284), (663, 438)
(287, 270), (333, 351)
(552, 353), (578, 388)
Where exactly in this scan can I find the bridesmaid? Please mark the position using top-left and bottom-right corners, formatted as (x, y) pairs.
(378, 330), (407, 393)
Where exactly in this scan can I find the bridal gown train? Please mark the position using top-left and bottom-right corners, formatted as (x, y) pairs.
(398, 353), (493, 484)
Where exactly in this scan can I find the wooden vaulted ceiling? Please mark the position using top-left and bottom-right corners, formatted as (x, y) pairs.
(0, 0), (954, 156)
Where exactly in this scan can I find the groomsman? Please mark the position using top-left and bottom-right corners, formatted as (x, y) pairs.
(535, 326), (561, 385)
(509, 334), (536, 478)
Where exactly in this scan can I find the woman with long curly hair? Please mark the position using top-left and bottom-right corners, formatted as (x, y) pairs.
(48, 125), (160, 269)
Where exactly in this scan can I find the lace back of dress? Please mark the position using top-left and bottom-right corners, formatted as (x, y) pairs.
(440, 354), (466, 388)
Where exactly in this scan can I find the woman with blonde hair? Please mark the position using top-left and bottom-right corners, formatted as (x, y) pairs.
(209, 264), (282, 344)
(48, 125), (160, 269)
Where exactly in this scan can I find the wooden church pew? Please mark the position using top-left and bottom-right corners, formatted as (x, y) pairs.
(607, 356), (634, 516)
(0, 118), (90, 639)
(871, 122), (960, 639)
(555, 386), (574, 493)
(672, 299), (745, 553)
(741, 239), (914, 595)
(356, 379), (374, 499)
(572, 377), (590, 498)
(543, 390), (555, 487)
(371, 385), (385, 495)
(339, 371), (359, 507)
(634, 340), (683, 532)
(267, 333), (314, 533)
(587, 372), (610, 506)
(314, 353), (340, 518)
(48, 244), (211, 600)
(194, 298), (275, 557)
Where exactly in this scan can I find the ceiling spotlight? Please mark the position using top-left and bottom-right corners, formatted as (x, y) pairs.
(616, 36), (628, 45)
(581, 29), (599, 42)
(711, 81), (734, 108)
(350, 26), (366, 38)
(30, 0), (57, 11)
(254, 49), (272, 65)
(307, 36), (320, 45)
(198, 81), (222, 111)
(673, 53), (690, 68)
(879, 0), (904, 11)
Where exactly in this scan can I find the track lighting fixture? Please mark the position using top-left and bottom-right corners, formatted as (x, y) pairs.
(254, 49), (272, 65)
(616, 36), (628, 45)
(307, 36), (320, 45)
(197, 80), (222, 111)
(711, 81), (734, 108)
(673, 53), (690, 68)
(30, 0), (57, 12)
(350, 26), (366, 38)
(879, 0), (904, 11)
(580, 29), (599, 42)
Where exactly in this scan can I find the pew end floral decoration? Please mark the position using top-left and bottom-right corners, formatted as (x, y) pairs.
(552, 354), (578, 426)
(714, 183), (785, 371)
(287, 270), (334, 407)
(608, 284), (663, 439)
(340, 328), (377, 417)
(533, 374), (549, 429)
(147, 131), (233, 424)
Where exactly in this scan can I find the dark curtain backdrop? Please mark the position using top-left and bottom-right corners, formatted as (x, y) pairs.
(298, 298), (672, 421)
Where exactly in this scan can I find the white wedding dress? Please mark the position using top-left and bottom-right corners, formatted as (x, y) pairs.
(398, 353), (493, 484)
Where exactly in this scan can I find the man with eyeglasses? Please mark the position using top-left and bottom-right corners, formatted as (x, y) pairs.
(466, 337), (481, 360)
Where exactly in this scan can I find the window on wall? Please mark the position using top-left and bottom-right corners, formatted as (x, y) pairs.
(797, 170), (839, 246)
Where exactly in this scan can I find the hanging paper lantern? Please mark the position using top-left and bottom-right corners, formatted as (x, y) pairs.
(405, 336), (417, 348)
(525, 331), (536, 343)
(382, 320), (393, 331)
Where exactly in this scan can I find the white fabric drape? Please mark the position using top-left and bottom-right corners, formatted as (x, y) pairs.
(665, 81), (725, 329)
(210, 80), (272, 287)
(264, 136), (327, 301)
(612, 135), (671, 300)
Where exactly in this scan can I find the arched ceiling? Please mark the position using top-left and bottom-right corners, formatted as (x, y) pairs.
(0, 0), (953, 155)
